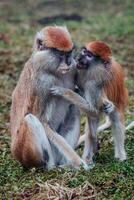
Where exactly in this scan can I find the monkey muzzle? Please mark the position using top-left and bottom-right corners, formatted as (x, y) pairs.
(57, 59), (76, 74)
(76, 62), (84, 70)
(76, 57), (89, 70)
(57, 64), (70, 74)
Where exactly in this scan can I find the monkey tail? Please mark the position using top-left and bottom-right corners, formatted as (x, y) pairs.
(98, 117), (134, 132)
(126, 121), (134, 131)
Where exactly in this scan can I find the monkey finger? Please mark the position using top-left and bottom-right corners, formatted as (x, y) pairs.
(50, 86), (64, 96)
(103, 108), (113, 114)
(102, 102), (115, 114)
(105, 105), (115, 114)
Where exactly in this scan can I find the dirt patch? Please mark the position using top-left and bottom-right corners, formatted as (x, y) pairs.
(38, 14), (83, 25)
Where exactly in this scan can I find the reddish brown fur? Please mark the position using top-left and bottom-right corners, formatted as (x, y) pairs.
(86, 40), (112, 61)
(104, 59), (128, 122)
(10, 58), (42, 167)
(11, 121), (42, 167)
(42, 26), (73, 51)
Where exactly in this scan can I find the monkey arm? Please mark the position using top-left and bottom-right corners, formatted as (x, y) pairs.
(50, 85), (115, 116)
(50, 86), (97, 114)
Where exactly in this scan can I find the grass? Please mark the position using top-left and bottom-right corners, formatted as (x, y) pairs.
(0, 0), (134, 199)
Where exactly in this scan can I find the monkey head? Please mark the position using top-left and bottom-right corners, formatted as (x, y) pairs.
(77, 41), (112, 70)
(33, 26), (76, 74)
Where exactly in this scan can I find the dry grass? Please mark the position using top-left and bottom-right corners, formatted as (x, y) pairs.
(31, 180), (95, 200)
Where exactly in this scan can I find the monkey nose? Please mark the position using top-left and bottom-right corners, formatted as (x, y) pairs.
(78, 60), (85, 66)
(66, 59), (71, 66)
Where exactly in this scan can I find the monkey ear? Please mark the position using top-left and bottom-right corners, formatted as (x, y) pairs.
(33, 31), (44, 51)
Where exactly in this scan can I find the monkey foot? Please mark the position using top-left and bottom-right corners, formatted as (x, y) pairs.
(115, 153), (127, 161)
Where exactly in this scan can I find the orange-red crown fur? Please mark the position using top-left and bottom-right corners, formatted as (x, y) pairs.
(42, 26), (73, 52)
(86, 41), (112, 61)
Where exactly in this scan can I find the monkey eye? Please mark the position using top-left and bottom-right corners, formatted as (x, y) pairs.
(37, 39), (44, 50)
(51, 48), (64, 56)
(81, 47), (87, 55)
(87, 51), (94, 58)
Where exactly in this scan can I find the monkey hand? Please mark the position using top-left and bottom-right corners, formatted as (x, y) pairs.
(102, 100), (115, 114)
(50, 86), (65, 96)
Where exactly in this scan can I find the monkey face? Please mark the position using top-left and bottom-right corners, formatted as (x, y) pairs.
(52, 48), (76, 74)
(34, 40), (76, 74)
(36, 38), (74, 67)
(54, 47), (76, 74)
(77, 47), (101, 70)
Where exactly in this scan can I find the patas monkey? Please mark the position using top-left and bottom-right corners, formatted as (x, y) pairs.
(10, 26), (88, 169)
(51, 41), (128, 164)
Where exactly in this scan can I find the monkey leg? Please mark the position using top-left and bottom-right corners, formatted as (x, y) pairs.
(109, 110), (126, 161)
(82, 117), (99, 164)
(44, 123), (89, 170)
(114, 108), (134, 131)
(12, 114), (88, 169)
(11, 114), (55, 168)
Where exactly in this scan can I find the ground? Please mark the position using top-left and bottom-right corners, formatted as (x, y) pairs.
(0, 0), (134, 199)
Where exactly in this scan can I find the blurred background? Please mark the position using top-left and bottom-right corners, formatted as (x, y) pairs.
(0, 0), (134, 199)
